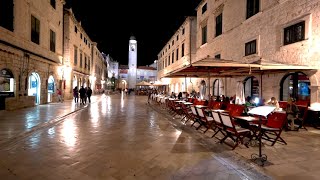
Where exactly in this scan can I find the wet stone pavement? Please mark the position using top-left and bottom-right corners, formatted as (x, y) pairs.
(0, 93), (283, 179)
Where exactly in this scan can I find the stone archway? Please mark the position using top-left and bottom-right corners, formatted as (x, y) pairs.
(47, 75), (54, 103)
(28, 72), (41, 105)
(120, 80), (127, 90)
(280, 72), (310, 102)
(243, 76), (259, 99)
(213, 79), (223, 97)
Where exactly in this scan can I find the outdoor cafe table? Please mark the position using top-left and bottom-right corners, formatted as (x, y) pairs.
(233, 115), (260, 129)
(233, 116), (259, 122)
(233, 115), (266, 165)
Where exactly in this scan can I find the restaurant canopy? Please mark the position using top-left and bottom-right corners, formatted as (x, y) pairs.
(163, 57), (318, 78)
(136, 81), (152, 86)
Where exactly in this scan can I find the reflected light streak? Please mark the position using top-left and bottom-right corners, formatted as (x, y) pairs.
(121, 91), (124, 108)
(101, 95), (107, 115)
(106, 95), (112, 111)
(90, 103), (100, 128)
(173, 129), (182, 139)
(28, 133), (40, 149)
(60, 120), (78, 148)
(47, 127), (56, 138)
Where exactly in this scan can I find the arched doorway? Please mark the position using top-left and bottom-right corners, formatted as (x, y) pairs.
(213, 79), (222, 97)
(244, 76), (259, 99)
(280, 72), (310, 102)
(28, 72), (41, 105)
(47, 75), (54, 103)
(121, 80), (127, 90)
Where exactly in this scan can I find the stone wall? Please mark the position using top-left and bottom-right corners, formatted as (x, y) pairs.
(5, 96), (35, 111)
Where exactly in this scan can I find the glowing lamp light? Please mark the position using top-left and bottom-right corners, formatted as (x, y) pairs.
(254, 97), (260, 105)
(310, 102), (320, 111)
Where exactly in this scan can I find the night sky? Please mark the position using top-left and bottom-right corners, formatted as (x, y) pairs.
(65, 0), (202, 66)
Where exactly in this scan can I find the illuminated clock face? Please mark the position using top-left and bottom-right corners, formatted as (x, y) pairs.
(130, 45), (135, 51)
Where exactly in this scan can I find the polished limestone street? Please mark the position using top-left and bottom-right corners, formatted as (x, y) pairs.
(0, 93), (271, 180)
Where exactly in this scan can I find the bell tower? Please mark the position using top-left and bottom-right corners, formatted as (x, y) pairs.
(128, 36), (137, 89)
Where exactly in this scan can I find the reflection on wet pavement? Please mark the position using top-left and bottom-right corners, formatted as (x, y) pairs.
(0, 94), (271, 179)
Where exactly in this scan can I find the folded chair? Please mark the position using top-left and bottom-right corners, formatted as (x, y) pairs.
(219, 112), (251, 150)
(196, 107), (214, 133)
(210, 111), (226, 139)
(190, 106), (203, 130)
(260, 112), (287, 146)
(180, 103), (193, 123)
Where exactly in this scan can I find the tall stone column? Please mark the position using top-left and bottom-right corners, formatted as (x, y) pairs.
(310, 86), (320, 104)
(128, 36), (137, 89)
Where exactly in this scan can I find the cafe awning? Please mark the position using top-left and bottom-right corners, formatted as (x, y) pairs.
(136, 81), (152, 86)
(163, 57), (318, 78)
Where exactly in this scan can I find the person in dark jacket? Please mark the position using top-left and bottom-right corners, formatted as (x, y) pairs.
(79, 86), (86, 105)
(86, 87), (93, 103)
(73, 86), (79, 103)
(285, 98), (300, 130)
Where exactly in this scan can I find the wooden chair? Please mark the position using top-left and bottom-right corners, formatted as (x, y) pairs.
(260, 112), (287, 146)
(229, 104), (245, 117)
(296, 100), (309, 107)
(212, 101), (222, 110)
(210, 111), (225, 139)
(219, 112), (251, 150)
(196, 107), (214, 133)
(279, 101), (288, 109)
(180, 103), (193, 123)
(190, 106), (203, 129)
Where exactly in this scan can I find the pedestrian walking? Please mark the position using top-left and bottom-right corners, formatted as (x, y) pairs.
(79, 86), (86, 105)
(86, 87), (92, 103)
(57, 88), (63, 102)
(73, 86), (79, 103)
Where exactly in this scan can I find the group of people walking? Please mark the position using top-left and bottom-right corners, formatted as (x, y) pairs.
(73, 86), (92, 105)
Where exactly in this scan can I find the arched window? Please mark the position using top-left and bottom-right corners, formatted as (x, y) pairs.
(244, 76), (259, 98)
(0, 68), (14, 94)
(48, 75), (54, 93)
(280, 72), (310, 101)
(213, 79), (221, 97)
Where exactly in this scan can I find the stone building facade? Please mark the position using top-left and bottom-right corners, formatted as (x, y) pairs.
(158, 0), (320, 105)
(157, 16), (198, 94)
(92, 43), (107, 93)
(63, 9), (107, 99)
(0, 0), (65, 110)
(63, 8), (91, 99)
